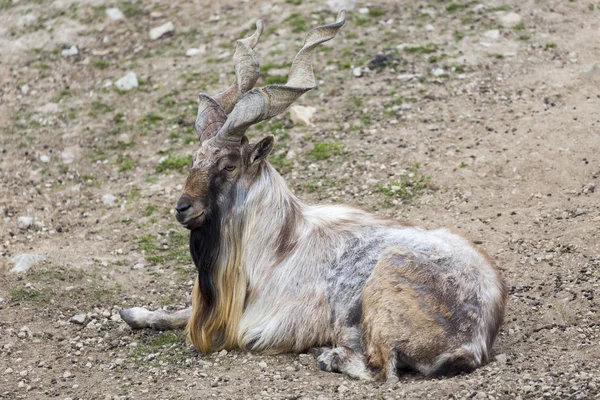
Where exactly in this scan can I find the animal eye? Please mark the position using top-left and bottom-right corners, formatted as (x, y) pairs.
(224, 165), (236, 172)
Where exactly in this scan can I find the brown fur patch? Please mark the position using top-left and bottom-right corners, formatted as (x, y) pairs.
(183, 169), (210, 198)
(361, 248), (467, 380)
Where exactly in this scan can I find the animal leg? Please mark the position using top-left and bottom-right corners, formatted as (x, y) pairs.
(317, 347), (373, 380)
(120, 307), (191, 330)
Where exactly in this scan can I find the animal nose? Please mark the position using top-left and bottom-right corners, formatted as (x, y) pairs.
(175, 200), (192, 213)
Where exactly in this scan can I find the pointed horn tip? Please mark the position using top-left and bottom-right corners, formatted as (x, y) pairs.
(255, 19), (265, 32)
(337, 9), (347, 23)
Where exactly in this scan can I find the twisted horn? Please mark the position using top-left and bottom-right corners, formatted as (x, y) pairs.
(195, 20), (264, 142)
(213, 10), (347, 144)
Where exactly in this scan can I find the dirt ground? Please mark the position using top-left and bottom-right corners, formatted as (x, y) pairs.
(1, 0), (599, 399)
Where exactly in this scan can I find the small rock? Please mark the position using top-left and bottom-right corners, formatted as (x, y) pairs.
(186, 48), (205, 57)
(425, 24), (435, 31)
(61, 45), (79, 57)
(474, 392), (487, 399)
(115, 72), (138, 91)
(358, 7), (369, 14)
(61, 146), (81, 164)
(499, 12), (522, 28)
(484, 29), (500, 40)
(352, 67), (363, 77)
(55, 223), (63, 233)
(106, 8), (124, 21)
(38, 103), (59, 113)
(149, 22), (174, 40)
(17, 216), (34, 230)
(397, 73), (421, 82)
(258, 361), (267, 369)
(133, 263), (145, 270)
(289, 105), (317, 126)
(432, 68), (445, 77)
(20, 84), (30, 95)
(63, 371), (73, 379)
(495, 353), (508, 364)
(40, 154), (50, 163)
(150, 11), (163, 19)
(10, 254), (45, 273)
(218, 349), (228, 357)
(337, 385), (349, 394)
(102, 194), (117, 205)
(70, 314), (87, 325)
(325, 0), (355, 12)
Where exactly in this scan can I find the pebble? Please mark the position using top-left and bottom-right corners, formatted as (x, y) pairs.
(326, 0), (355, 12)
(17, 216), (34, 230)
(61, 45), (79, 57)
(425, 24), (435, 31)
(484, 29), (500, 40)
(495, 353), (508, 363)
(358, 7), (369, 14)
(106, 8), (124, 21)
(102, 194), (117, 205)
(289, 105), (317, 126)
(40, 154), (50, 163)
(186, 48), (205, 57)
(20, 84), (30, 95)
(432, 68), (445, 77)
(38, 103), (59, 113)
(149, 22), (174, 40)
(70, 314), (87, 325)
(499, 12), (522, 28)
(115, 72), (138, 91)
(397, 73), (422, 82)
(10, 254), (46, 274)
(258, 361), (267, 368)
(63, 371), (73, 379)
(338, 385), (349, 394)
(133, 263), (145, 270)
(352, 67), (363, 77)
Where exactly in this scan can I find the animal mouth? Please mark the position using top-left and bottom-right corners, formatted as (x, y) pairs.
(179, 211), (205, 230)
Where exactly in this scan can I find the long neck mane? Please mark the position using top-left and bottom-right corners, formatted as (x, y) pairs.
(187, 162), (303, 353)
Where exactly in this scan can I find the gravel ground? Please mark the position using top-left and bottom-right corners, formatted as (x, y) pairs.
(1, 0), (599, 399)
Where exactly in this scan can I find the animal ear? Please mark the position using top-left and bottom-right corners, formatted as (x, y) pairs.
(249, 135), (274, 165)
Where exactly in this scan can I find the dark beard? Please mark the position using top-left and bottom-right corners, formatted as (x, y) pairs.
(189, 211), (221, 310)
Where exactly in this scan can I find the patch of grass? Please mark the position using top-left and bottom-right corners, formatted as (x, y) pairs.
(285, 13), (306, 33)
(156, 155), (191, 173)
(355, 16), (370, 26)
(143, 205), (156, 217)
(92, 59), (109, 69)
(285, 0), (302, 4)
(308, 142), (344, 160)
(446, 2), (469, 13)
(454, 31), (465, 41)
(121, 1), (143, 18)
(265, 75), (288, 85)
(518, 34), (530, 41)
(375, 163), (432, 202)
(513, 22), (525, 32)
(52, 89), (70, 103)
(544, 42), (557, 50)
(368, 8), (386, 17)
(140, 113), (164, 124)
(9, 286), (52, 304)
(488, 5), (511, 12)
(90, 101), (113, 115)
(404, 44), (438, 54)
(117, 155), (135, 172)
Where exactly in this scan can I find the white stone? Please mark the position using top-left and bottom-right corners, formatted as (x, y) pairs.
(473, 4), (485, 12)
(61, 146), (81, 164)
(102, 194), (117, 205)
(133, 263), (145, 270)
(185, 48), (205, 57)
(397, 73), (421, 82)
(352, 67), (362, 77)
(17, 216), (34, 230)
(499, 12), (522, 28)
(432, 68), (445, 77)
(289, 105), (317, 126)
(149, 22), (174, 40)
(10, 254), (46, 273)
(325, 0), (355, 12)
(358, 7), (369, 14)
(20, 84), (30, 95)
(106, 8), (124, 21)
(258, 361), (267, 368)
(484, 29), (500, 40)
(70, 314), (87, 325)
(495, 353), (508, 364)
(63, 371), (73, 378)
(61, 45), (79, 57)
(38, 103), (59, 113)
(115, 72), (138, 91)
(425, 24), (435, 31)
(40, 154), (50, 163)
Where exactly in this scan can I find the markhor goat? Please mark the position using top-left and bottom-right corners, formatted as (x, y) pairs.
(121, 10), (507, 382)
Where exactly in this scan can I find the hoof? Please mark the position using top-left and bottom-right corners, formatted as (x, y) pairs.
(119, 307), (150, 329)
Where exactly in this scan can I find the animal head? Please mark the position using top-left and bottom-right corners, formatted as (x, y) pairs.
(175, 11), (346, 230)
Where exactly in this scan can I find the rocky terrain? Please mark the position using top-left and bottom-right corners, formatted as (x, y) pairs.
(0, 0), (599, 399)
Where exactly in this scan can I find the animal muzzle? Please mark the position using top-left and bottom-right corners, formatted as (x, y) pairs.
(175, 194), (205, 229)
